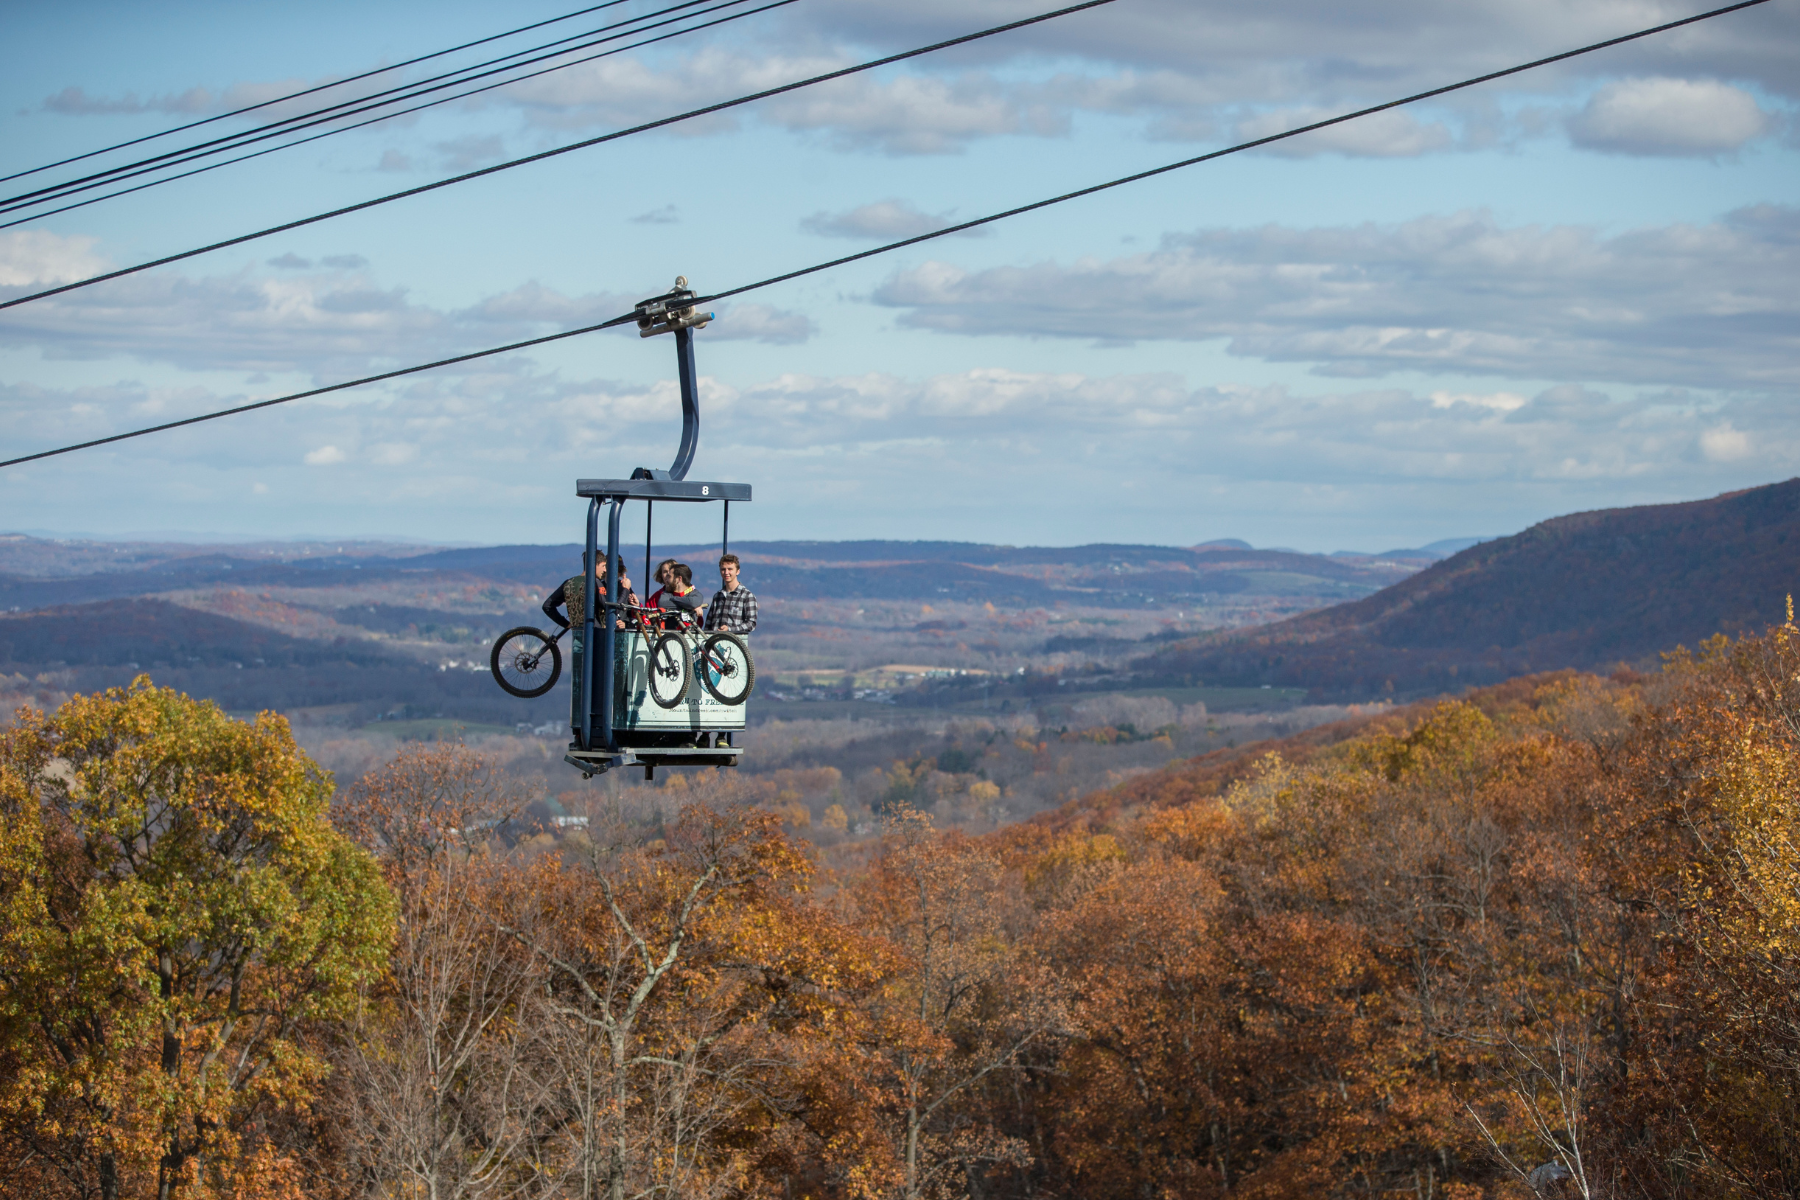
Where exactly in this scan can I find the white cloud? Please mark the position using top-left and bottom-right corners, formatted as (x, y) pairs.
(1431, 390), (1528, 411)
(0, 230), (111, 287)
(760, 72), (1066, 154)
(1234, 107), (1454, 157)
(10, 366), (1781, 489)
(1701, 423), (1752, 461)
(30, 0), (1798, 170)
(802, 0), (1800, 105)
(0, 264), (813, 379)
(1568, 77), (1772, 156)
(0, 265), (453, 376)
(492, 47), (1061, 153)
(705, 304), (816, 345)
(17, 0), (1790, 195)
(8, 368), (1795, 546)
(872, 206), (1800, 389)
(41, 74), (412, 121)
(800, 199), (988, 239)
(42, 83), (236, 116)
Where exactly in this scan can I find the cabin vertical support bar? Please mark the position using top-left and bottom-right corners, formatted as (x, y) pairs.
(579, 497), (599, 750)
(597, 498), (623, 751)
(670, 326), (700, 481)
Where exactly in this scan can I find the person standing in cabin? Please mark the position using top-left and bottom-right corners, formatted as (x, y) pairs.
(705, 553), (757, 635)
(542, 556), (640, 736)
(656, 562), (706, 628)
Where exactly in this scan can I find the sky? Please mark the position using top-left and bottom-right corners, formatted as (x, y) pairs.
(0, 0), (1794, 553)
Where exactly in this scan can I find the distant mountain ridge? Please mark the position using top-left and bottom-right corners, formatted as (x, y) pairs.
(1, 537), (1424, 610)
(0, 534), (1429, 721)
(1136, 480), (1800, 699)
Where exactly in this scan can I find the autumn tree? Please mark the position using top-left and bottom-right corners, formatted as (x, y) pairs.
(844, 808), (1064, 1200)
(323, 742), (551, 1200)
(0, 678), (394, 1200)
(509, 795), (890, 1200)
(1582, 623), (1800, 1196)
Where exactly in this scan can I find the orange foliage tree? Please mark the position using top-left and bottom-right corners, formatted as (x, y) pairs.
(8, 616), (1800, 1200)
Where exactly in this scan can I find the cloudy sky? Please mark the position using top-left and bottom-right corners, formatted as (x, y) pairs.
(1, 0), (1794, 551)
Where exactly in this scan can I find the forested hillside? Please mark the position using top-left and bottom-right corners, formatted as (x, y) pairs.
(4, 619), (1796, 1198)
(1137, 477), (1800, 698)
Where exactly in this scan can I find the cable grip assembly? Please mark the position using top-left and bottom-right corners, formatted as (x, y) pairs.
(635, 275), (714, 338)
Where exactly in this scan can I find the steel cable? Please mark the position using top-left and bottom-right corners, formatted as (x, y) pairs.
(0, 0), (1124, 312)
(1, 0), (778, 217)
(0, 0), (643, 187)
(0, 0), (1773, 470)
(0, 0), (802, 231)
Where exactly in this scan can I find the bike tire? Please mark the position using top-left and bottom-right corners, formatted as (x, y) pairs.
(490, 627), (562, 698)
(698, 633), (755, 706)
(647, 632), (692, 709)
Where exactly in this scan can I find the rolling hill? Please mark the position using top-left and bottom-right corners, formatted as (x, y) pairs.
(0, 536), (1427, 726)
(1134, 478), (1800, 699)
(0, 537), (1421, 612)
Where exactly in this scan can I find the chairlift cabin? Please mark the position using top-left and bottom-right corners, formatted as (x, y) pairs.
(487, 277), (754, 780)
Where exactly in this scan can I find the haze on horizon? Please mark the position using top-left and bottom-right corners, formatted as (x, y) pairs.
(1, 0), (1793, 554)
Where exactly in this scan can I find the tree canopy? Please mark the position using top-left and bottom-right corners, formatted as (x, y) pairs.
(0, 678), (393, 1200)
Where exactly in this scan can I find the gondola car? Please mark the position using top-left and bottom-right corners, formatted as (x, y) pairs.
(488, 277), (753, 780)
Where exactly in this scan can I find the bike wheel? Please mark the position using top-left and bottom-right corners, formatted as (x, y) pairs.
(647, 632), (692, 708)
(490, 627), (562, 698)
(698, 633), (755, 705)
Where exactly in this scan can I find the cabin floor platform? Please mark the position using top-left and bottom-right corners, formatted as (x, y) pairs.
(564, 743), (743, 778)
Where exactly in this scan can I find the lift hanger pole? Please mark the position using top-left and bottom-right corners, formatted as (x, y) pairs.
(579, 497), (599, 750)
(597, 498), (623, 750)
(633, 275), (712, 482)
(671, 326), (699, 481)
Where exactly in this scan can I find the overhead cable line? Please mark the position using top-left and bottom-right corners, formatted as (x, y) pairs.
(0, 0), (801, 230)
(0, 0), (642, 187)
(685, 0), (1773, 308)
(0, 0), (1122, 311)
(0, 0), (801, 231)
(1, 0), (781, 218)
(0, 0), (1774, 471)
(2, 0), (755, 211)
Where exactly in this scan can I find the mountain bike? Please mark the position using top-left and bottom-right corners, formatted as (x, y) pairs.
(630, 603), (756, 709)
(489, 625), (566, 697)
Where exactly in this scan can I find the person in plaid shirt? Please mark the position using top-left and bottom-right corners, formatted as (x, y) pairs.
(705, 553), (757, 634)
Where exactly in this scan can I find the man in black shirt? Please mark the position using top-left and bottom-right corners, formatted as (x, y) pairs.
(656, 562), (706, 627)
(541, 557), (639, 634)
(542, 557), (639, 736)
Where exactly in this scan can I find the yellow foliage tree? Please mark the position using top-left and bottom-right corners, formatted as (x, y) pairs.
(0, 679), (394, 1200)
